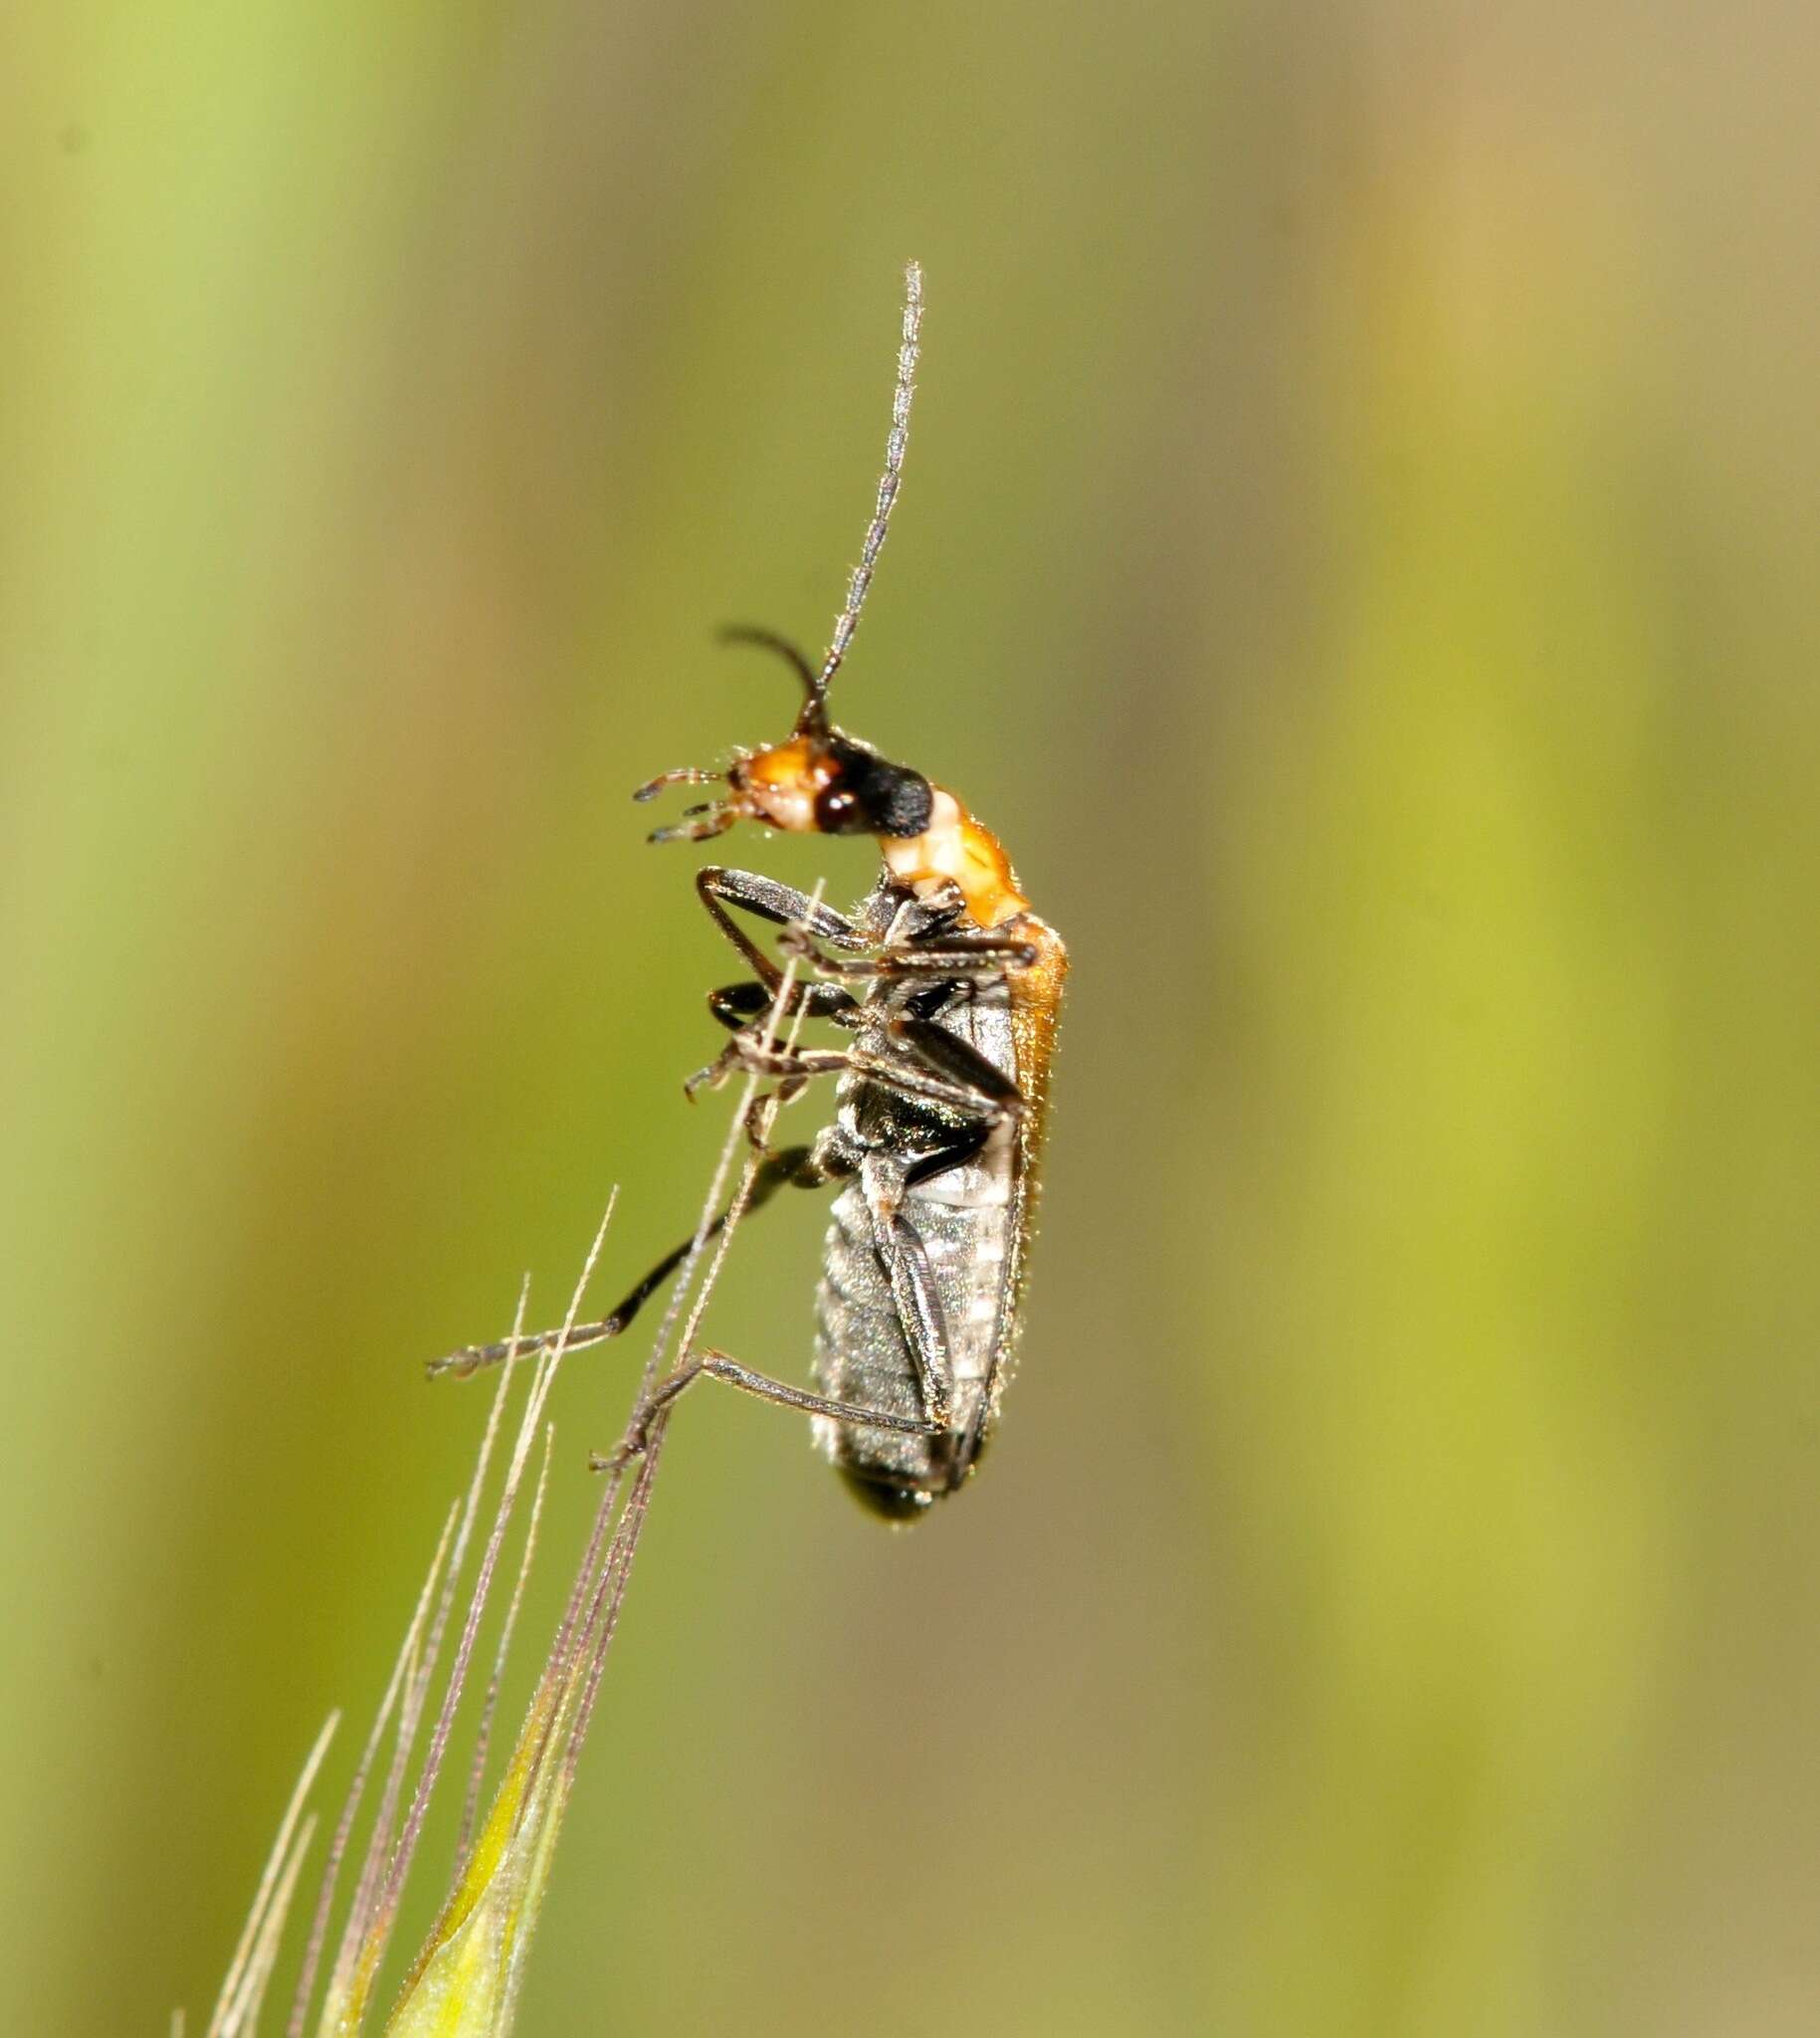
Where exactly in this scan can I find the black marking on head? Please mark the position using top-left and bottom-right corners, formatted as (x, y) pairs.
(813, 737), (933, 838)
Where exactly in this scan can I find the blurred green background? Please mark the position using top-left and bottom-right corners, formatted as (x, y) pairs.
(5, 3), (1817, 2033)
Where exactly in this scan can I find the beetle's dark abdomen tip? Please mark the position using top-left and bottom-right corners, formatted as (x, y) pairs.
(837, 1465), (935, 1524)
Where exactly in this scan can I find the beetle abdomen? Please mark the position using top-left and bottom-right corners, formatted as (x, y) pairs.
(812, 1175), (1009, 1516)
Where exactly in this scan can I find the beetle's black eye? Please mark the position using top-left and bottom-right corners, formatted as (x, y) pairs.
(813, 783), (865, 834)
(818, 738), (933, 838)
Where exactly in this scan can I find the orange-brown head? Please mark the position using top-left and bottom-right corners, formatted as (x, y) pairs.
(634, 627), (934, 845)
(636, 628), (1037, 931)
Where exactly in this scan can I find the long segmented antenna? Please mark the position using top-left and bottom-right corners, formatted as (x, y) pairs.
(818, 259), (922, 699)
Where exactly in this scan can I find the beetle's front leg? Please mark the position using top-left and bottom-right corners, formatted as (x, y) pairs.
(695, 867), (867, 1000)
(777, 921), (1039, 983)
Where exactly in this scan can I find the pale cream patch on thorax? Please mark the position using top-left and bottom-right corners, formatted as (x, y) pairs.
(881, 785), (1030, 928)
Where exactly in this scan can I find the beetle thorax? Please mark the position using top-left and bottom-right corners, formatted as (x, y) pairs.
(881, 785), (1030, 929)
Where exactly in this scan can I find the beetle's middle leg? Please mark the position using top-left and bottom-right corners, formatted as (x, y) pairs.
(685, 1009), (1024, 1122)
(426, 1136), (844, 1381)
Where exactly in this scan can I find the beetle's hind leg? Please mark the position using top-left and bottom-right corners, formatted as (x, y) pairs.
(858, 1153), (957, 1430)
(588, 1129), (997, 1499)
(591, 1348), (941, 1475)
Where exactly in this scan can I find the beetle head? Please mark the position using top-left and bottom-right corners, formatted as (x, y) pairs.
(634, 627), (932, 845)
